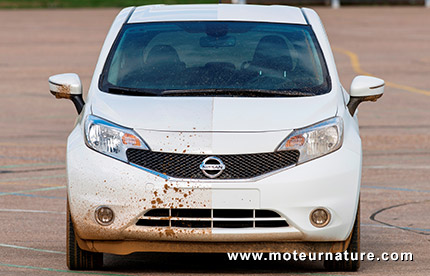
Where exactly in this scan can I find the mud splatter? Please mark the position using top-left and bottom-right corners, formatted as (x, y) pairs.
(164, 228), (175, 237)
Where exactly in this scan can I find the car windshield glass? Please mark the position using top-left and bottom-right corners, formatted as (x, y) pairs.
(100, 21), (331, 97)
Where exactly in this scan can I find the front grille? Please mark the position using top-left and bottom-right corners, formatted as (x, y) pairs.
(126, 149), (299, 179)
(136, 209), (289, 229)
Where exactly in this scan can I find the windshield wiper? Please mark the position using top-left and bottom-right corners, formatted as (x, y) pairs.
(108, 87), (158, 96)
(161, 89), (311, 97)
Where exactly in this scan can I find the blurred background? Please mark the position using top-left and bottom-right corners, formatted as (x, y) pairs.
(0, 1), (429, 275)
(0, 0), (428, 8)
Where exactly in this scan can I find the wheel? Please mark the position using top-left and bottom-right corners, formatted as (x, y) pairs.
(324, 203), (360, 272)
(67, 203), (103, 270)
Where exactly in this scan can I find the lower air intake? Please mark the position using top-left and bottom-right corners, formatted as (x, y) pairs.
(136, 209), (289, 229)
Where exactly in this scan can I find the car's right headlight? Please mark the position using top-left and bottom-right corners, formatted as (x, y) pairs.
(84, 115), (149, 162)
(277, 117), (343, 164)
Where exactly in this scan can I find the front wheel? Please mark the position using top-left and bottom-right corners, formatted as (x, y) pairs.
(67, 203), (103, 270)
(324, 203), (360, 271)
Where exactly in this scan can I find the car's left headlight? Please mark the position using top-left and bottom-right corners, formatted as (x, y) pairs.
(84, 115), (149, 162)
(277, 117), (343, 164)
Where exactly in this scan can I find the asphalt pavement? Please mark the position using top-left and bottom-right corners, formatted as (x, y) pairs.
(0, 7), (429, 276)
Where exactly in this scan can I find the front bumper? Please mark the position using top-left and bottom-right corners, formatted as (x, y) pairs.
(67, 123), (361, 250)
(75, 235), (352, 255)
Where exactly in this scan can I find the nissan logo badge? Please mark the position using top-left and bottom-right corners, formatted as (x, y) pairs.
(199, 156), (225, 179)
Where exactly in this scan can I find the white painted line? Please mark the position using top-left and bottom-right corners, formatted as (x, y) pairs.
(361, 223), (396, 229)
(0, 209), (65, 214)
(0, 243), (65, 255)
(0, 162), (64, 169)
(0, 185), (66, 196)
(0, 174), (66, 184)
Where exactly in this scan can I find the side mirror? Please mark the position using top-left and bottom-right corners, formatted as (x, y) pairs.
(347, 76), (384, 116)
(49, 73), (85, 114)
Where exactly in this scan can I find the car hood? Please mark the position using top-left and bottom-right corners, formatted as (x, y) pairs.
(91, 92), (338, 132)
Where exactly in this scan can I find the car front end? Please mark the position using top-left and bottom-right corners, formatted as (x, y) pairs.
(67, 92), (361, 254)
(48, 3), (383, 271)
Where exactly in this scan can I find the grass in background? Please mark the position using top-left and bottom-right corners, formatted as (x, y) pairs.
(0, 0), (219, 8)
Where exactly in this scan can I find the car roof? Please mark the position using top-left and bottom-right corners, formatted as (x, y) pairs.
(128, 4), (308, 25)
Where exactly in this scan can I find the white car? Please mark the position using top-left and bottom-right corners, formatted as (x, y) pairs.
(49, 4), (383, 272)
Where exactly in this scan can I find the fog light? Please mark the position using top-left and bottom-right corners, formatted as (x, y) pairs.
(95, 206), (114, 225)
(310, 208), (330, 227)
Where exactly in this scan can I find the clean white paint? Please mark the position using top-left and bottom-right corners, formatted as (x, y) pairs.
(350, 76), (385, 98)
(128, 4), (307, 25)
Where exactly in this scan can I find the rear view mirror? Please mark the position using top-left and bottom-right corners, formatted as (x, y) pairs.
(347, 76), (384, 116)
(200, 35), (236, 48)
(49, 73), (85, 114)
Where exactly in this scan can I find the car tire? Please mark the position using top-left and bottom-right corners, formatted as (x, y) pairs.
(324, 202), (360, 272)
(67, 203), (103, 270)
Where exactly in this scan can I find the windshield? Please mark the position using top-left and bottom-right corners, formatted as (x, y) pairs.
(100, 21), (331, 97)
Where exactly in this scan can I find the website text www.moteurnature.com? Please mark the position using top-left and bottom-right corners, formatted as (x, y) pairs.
(227, 251), (413, 262)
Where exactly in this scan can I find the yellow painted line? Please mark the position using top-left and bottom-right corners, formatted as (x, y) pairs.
(384, 81), (430, 97)
(333, 47), (371, 76)
(333, 47), (430, 97)
(0, 182), (21, 185)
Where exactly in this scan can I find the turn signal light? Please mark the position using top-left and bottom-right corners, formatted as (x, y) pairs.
(122, 133), (141, 146)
